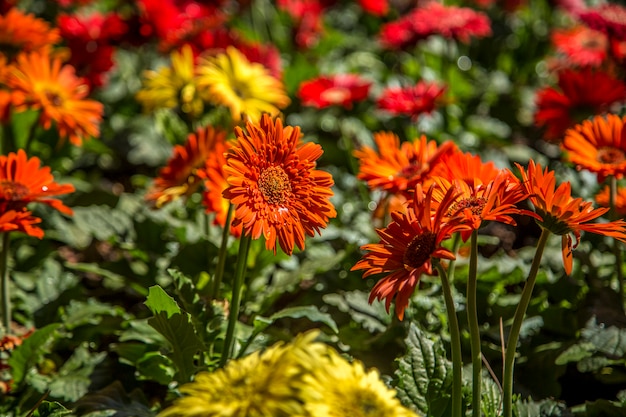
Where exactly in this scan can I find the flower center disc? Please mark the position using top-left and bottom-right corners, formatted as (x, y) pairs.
(403, 232), (436, 269)
(44, 90), (63, 107)
(258, 166), (292, 205)
(450, 196), (487, 216)
(596, 146), (626, 164)
(0, 180), (30, 201)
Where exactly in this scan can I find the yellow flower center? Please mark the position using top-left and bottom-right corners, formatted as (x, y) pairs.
(403, 232), (436, 270)
(596, 146), (626, 164)
(258, 166), (292, 205)
(0, 180), (30, 201)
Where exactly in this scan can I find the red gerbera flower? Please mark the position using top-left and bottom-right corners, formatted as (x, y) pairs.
(0, 149), (75, 217)
(534, 68), (626, 141)
(377, 81), (446, 119)
(579, 4), (626, 42)
(379, 2), (491, 49)
(551, 25), (608, 68)
(298, 74), (371, 109)
(358, 0), (388, 16)
(351, 184), (469, 320)
(223, 114), (336, 255)
(517, 159), (626, 274)
(146, 126), (226, 208)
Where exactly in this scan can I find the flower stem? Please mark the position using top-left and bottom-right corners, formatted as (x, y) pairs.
(467, 230), (482, 417)
(0, 233), (10, 335)
(502, 228), (550, 417)
(436, 261), (463, 417)
(446, 232), (462, 284)
(219, 233), (251, 367)
(210, 204), (234, 300)
(609, 176), (624, 307)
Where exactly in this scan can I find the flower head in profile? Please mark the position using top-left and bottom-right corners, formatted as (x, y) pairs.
(0, 8), (60, 61)
(431, 151), (531, 241)
(137, 44), (204, 118)
(0, 150), (75, 215)
(158, 332), (325, 417)
(517, 159), (626, 274)
(551, 25), (608, 68)
(298, 74), (371, 109)
(595, 185), (626, 217)
(6, 51), (103, 146)
(352, 184), (469, 320)
(0, 205), (44, 239)
(579, 4), (626, 42)
(146, 126), (226, 208)
(197, 47), (290, 123)
(561, 114), (626, 182)
(534, 68), (626, 141)
(355, 132), (457, 198)
(223, 115), (336, 255)
(377, 82), (446, 120)
(302, 348), (419, 417)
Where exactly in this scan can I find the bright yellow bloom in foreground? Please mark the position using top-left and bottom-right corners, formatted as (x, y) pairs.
(197, 46), (290, 122)
(158, 332), (420, 417)
(136, 44), (204, 118)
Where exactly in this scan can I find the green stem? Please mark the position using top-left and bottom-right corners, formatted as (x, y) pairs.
(609, 176), (624, 307)
(210, 204), (234, 300)
(502, 228), (550, 417)
(446, 232), (462, 284)
(0, 233), (10, 335)
(219, 233), (251, 367)
(436, 261), (463, 417)
(467, 230), (482, 417)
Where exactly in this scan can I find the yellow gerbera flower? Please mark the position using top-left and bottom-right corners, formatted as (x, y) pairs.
(302, 349), (421, 417)
(158, 332), (322, 417)
(196, 46), (290, 122)
(136, 44), (204, 118)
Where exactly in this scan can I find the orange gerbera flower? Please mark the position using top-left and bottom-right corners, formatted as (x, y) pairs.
(431, 151), (531, 241)
(7, 51), (103, 146)
(517, 159), (626, 274)
(223, 114), (336, 255)
(0, 8), (60, 61)
(351, 184), (469, 320)
(146, 125), (226, 208)
(354, 132), (457, 196)
(0, 149), (75, 215)
(595, 185), (626, 216)
(0, 205), (44, 239)
(561, 114), (626, 182)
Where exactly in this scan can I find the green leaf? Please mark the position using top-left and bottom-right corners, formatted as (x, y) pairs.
(136, 352), (176, 385)
(267, 305), (339, 333)
(61, 299), (124, 330)
(323, 290), (390, 333)
(582, 399), (626, 417)
(33, 401), (75, 417)
(144, 285), (204, 382)
(480, 374), (502, 417)
(515, 398), (565, 417)
(394, 323), (453, 417)
(582, 318), (626, 358)
(9, 323), (61, 387)
(74, 381), (154, 417)
(48, 344), (107, 402)
(555, 342), (595, 365)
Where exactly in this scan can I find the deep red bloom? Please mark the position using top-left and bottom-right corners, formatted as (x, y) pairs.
(534, 68), (626, 141)
(298, 74), (371, 109)
(377, 82), (446, 119)
(579, 4), (626, 42)
(352, 184), (469, 320)
(379, 2), (491, 49)
(551, 25), (608, 68)
(358, 0), (388, 16)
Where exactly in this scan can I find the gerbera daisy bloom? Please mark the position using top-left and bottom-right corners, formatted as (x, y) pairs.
(0, 8), (60, 61)
(158, 331), (324, 417)
(136, 44), (204, 119)
(430, 151), (531, 241)
(516, 159), (626, 274)
(0, 206), (44, 239)
(534, 68), (626, 141)
(6, 51), (103, 146)
(354, 131), (457, 197)
(302, 349), (418, 417)
(551, 26), (608, 68)
(379, 2), (491, 49)
(358, 0), (389, 16)
(377, 81), (446, 119)
(222, 114), (336, 255)
(579, 4), (626, 42)
(595, 185), (626, 217)
(561, 114), (626, 182)
(197, 47), (290, 123)
(351, 184), (470, 320)
(0, 149), (75, 215)
(298, 74), (371, 109)
(145, 125), (226, 209)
